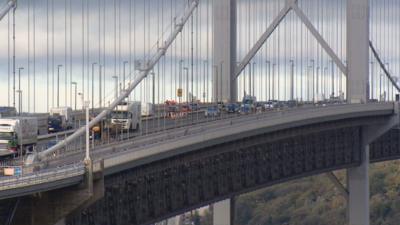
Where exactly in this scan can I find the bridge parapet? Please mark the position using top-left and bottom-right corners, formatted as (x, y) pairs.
(0, 163), (85, 195)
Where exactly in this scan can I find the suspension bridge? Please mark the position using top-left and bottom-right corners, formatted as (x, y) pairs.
(0, 0), (400, 225)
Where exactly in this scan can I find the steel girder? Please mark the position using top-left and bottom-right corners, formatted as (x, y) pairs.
(67, 121), (364, 225)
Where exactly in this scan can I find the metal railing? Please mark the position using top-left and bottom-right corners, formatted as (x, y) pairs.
(0, 163), (84, 191)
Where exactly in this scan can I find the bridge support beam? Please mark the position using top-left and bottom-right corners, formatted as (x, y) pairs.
(213, 198), (235, 225)
(212, 0), (237, 103)
(347, 144), (370, 225)
(346, 1), (370, 222)
(346, 0), (370, 103)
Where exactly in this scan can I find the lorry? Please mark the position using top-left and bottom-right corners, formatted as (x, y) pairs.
(49, 107), (74, 132)
(0, 117), (38, 158)
(36, 115), (49, 135)
(0, 107), (17, 118)
(240, 95), (257, 114)
(111, 101), (141, 131)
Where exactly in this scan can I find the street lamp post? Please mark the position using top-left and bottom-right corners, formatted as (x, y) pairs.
(316, 66), (320, 98)
(324, 67), (328, 99)
(266, 61), (270, 100)
(57, 65), (63, 107)
(308, 66), (312, 101)
(99, 65), (102, 108)
(310, 60), (315, 101)
(212, 65), (218, 102)
(289, 60), (294, 101)
(91, 62), (97, 111)
(380, 73), (383, 101)
(370, 62), (374, 100)
(151, 71), (155, 106)
(78, 92), (84, 111)
(123, 61), (128, 91)
(71, 82), (77, 110)
(272, 64), (276, 100)
(183, 67), (189, 103)
(252, 62), (256, 97)
(112, 76), (118, 100)
(16, 90), (22, 115)
(179, 60), (184, 101)
(17, 67), (24, 114)
(331, 60), (334, 98)
(203, 60), (207, 103)
(84, 100), (91, 163)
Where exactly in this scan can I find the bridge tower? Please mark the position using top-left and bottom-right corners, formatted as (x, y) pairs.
(346, 0), (370, 225)
(212, 0), (237, 103)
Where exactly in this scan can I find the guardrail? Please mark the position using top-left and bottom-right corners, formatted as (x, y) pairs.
(0, 163), (85, 191)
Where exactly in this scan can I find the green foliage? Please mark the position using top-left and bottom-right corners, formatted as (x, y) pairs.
(233, 161), (400, 225)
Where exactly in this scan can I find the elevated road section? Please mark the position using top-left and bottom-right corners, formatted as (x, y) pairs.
(1, 103), (399, 225)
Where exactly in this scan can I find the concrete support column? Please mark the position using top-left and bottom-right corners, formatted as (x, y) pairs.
(347, 3), (369, 221)
(213, 198), (235, 225)
(346, 0), (370, 103)
(347, 144), (370, 225)
(346, 1), (370, 223)
(212, 0), (237, 103)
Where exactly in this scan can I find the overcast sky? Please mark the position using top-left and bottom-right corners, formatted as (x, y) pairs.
(0, 0), (398, 112)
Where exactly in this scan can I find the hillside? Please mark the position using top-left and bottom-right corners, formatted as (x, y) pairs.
(234, 160), (400, 225)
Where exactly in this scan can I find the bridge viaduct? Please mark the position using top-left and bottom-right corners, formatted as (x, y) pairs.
(0, 0), (399, 225)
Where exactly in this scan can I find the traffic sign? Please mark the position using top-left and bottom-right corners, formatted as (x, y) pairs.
(177, 88), (183, 97)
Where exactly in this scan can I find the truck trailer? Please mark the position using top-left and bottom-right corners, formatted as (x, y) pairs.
(0, 107), (17, 118)
(0, 117), (38, 158)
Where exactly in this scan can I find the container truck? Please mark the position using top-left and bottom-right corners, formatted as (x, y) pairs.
(111, 101), (141, 131)
(0, 117), (38, 158)
(36, 115), (49, 135)
(0, 107), (17, 118)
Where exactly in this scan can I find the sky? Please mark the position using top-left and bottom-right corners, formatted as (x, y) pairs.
(0, 0), (399, 112)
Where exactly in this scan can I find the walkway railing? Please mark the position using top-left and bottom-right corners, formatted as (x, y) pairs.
(0, 163), (85, 191)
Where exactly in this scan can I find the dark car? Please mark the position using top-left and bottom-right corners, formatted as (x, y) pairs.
(205, 106), (220, 117)
(48, 116), (63, 133)
(226, 103), (239, 113)
(286, 100), (298, 108)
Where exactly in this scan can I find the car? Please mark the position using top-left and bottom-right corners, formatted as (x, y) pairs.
(286, 100), (298, 108)
(217, 102), (225, 110)
(205, 106), (220, 117)
(226, 103), (239, 113)
(264, 100), (278, 110)
(255, 102), (263, 113)
(189, 103), (200, 111)
(239, 104), (252, 114)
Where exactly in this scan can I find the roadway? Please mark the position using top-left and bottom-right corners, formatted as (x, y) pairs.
(36, 102), (396, 172)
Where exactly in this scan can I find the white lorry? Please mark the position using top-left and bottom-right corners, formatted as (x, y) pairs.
(0, 117), (38, 158)
(111, 101), (141, 130)
(49, 107), (74, 130)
